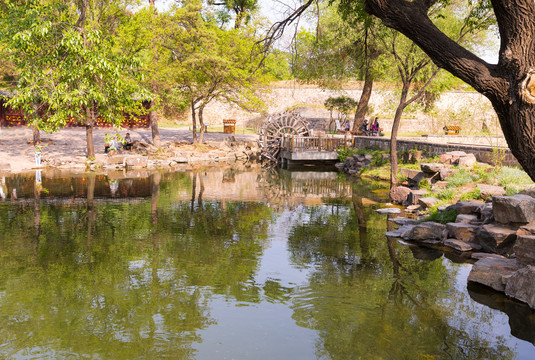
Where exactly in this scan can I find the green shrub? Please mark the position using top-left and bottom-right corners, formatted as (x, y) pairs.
(418, 178), (432, 190)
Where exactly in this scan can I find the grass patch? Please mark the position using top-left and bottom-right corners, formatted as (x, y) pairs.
(495, 166), (534, 187)
(437, 188), (456, 201)
(459, 188), (482, 201)
(447, 169), (479, 188)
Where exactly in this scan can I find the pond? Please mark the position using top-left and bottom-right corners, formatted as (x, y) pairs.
(0, 166), (534, 359)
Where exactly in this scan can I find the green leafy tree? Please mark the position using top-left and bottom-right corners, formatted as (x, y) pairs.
(157, 0), (269, 144)
(0, 0), (150, 157)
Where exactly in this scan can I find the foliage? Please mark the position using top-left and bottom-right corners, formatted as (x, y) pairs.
(422, 207), (458, 224)
(446, 169), (478, 188)
(459, 187), (482, 201)
(0, 0), (150, 133)
(437, 188), (457, 201)
(324, 96), (358, 118)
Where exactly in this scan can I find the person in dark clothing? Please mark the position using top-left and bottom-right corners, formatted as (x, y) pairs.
(359, 119), (370, 136)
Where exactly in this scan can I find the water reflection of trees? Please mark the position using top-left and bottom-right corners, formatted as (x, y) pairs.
(286, 186), (514, 359)
(0, 170), (272, 358)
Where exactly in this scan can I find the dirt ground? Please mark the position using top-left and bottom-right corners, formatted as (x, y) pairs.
(0, 127), (258, 172)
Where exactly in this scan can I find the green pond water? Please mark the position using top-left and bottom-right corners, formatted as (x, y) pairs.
(0, 167), (534, 359)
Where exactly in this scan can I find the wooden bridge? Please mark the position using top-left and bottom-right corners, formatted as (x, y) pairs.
(279, 135), (352, 167)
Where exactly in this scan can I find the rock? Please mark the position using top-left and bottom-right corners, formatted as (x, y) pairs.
(477, 224), (517, 254)
(468, 256), (520, 292)
(519, 187), (535, 199)
(376, 207), (402, 214)
(125, 156), (148, 168)
(389, 217), (420, 226)
(475, 203), (494, 224)
(446, 222), (479, 242)
(513, 235), (535, 265)
(493, 195), (535, 224)
(477, 184), (506, 199)
(439, 151), (467, 164)
(418, 196), (440, 209)
(444, 239), (474, 252)
(400, 168), (425, 183)
(439, 168), (459, 180)
(457, 153), (477, 168)
(437, 205), (449, 212)
(389, 186), (411, 205)
(505, 266), (535, 309)
(405, 221), (446, 241)
(107, 155), (124, 165)
(421, 163), (445, 174)
(335, 163), (345, 170)
(432, 181), (449, 189)
(405, 204), (421, 212)
(456, 214), (478, 224)
(447, 200), (484, 214)
(407, 189), (428, 205)
(471, 252), (508, 260)
(517, 224), (535, 236)
(386, 224), (415, 238)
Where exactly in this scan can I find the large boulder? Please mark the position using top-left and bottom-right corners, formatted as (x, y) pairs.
(517, 224), (535, 236)
(376, 207), (402, 214)
(468, 256), (521, 291)
(446, 223), (479, 242)
(476, 224), (517, 254)
(389, 186), (411, 205)
(513, 235), (535, 265)
(405, 222), (446, 241)
(505, 266), (535, 309)
(475, 202), (494, 224)
(493, 194), (535, 224)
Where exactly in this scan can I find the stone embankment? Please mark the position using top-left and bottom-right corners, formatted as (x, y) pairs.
(88, 136), (260, 171)
(385, 188), (535, 309)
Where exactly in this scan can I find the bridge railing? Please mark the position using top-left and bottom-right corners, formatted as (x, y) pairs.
(282, 136), (352, 152)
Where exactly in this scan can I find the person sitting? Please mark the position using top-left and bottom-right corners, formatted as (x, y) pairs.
(344, 122), (350, 132)
(359, 119), (370, 136)
(371, 117), (380, 136)
(123, 133), (134, 150)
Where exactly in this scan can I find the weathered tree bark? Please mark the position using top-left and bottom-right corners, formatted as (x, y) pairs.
(363, 0), (535, 181)
(353, 68), (374, 131)
(149, 0), (161, 148)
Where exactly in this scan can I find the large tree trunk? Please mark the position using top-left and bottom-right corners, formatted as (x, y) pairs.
(390, 84), (409, 187)
(363, 0), (535, 181)
(352, 66), (374, 131)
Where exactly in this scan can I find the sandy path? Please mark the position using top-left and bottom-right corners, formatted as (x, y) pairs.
(0, 127), (258, 172)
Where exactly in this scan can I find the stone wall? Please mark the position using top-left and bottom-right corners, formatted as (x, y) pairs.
(353, 136), (519, 167)
(198, 82), (498, 135)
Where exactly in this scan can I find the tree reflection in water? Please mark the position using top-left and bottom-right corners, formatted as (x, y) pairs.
(0, 168), (530, 358)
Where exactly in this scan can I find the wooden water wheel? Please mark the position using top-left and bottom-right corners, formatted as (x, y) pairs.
(258, 111), (310, 163)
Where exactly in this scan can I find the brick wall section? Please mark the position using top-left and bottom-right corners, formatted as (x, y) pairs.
(353, 136), (520, 167)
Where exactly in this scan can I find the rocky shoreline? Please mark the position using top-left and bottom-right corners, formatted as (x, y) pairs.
(382, 186), (535, 310)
